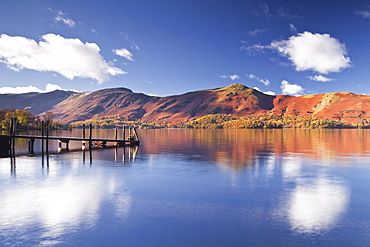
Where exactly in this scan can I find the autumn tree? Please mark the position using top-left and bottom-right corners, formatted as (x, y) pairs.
(1, 109), (34, 129)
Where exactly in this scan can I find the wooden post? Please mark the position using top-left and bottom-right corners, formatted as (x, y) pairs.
(41, 121), (45, 136)
(114, 126), (118, 146)
(89, 148), (92, 164)
(82, 124), (86, 148)
(9, 118), (13, 136)
(41, 121), (45, 156)
(128, 127), (132, 140)
(115, 126), (118, 141)
(46, 121), (49, 155)
(28, 138), (35, 154)
(89, 124), (92, 148)
(123, 126), (126, 142)
(11, 118), (16, 157)
(82, 148), (86, 163)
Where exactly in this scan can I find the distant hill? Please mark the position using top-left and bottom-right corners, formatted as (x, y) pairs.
(47, 84), (275, 124)
(1, 84), (370, 124)
(0, 90), (75, 115)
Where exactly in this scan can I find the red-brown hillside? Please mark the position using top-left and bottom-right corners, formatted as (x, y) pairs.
(49, 84), (274, 124)
(38, 83), (370, 124)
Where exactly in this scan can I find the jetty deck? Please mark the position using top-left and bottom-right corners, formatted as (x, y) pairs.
(0, 119), (140, 158)
(0, 134), (139, 144)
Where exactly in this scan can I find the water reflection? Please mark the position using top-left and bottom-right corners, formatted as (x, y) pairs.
(1, 129), (369, 246)
(7, 144), (139, 172)
(279, 155), (349, 234)
(0, 157), (132, 246)
(8, 129), (370, 169)
(140, 129), (370, 169)
(287, 176), (349, 234)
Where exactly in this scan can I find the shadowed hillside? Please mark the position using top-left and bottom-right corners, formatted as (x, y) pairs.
(0, 90), (74, 115)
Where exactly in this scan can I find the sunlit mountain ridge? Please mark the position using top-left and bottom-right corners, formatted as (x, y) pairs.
(1, 83), (370, 125)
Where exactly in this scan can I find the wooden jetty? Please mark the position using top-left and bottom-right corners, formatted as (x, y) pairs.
(0, 119), (139, 158)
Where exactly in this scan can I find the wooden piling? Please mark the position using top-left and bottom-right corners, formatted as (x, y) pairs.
(89, 124), (92, 148)
(41, 121), (45, 156)
(82, 124), (86, 148)
(28, 138), (35, 154)
(11, 118), (16, 157)
(9, 118), (13, 136)
(46, 121), (49, 154)
(114, 126), (118, 146)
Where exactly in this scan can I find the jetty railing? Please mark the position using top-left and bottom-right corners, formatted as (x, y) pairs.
(0, 119), (140, 158)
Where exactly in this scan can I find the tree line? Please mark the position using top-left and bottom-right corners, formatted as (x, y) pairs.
(67, 113), (366, 129)
(7, 109), (368, 130)
(180, 114), (357, 129)
(70, 116), (160, 129)
(0, 108), (63, 130)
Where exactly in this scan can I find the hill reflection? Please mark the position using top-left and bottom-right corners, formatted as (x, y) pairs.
(139, 129), (370, 169)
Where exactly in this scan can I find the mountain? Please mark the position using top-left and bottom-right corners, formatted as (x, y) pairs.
(0, 90), (75, 115)
(2, 84), (370, 124)
(47, 84), (274, 124)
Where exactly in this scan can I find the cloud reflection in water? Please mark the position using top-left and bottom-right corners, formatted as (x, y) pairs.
(287, 177), (349, 234)
(279, 156), (349, 234)
(0, 162), (131, 246)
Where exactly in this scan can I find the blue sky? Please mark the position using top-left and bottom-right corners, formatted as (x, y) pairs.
(0, 0), (370, 96)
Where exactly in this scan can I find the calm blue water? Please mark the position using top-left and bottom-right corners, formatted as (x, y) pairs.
(1, 129), (370, 246)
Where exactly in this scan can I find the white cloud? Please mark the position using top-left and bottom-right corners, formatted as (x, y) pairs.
(0, 33), (126, 84)
(259, 78), (270, 86)
(253, 86), (276, 96)
(0, 83), (75, 94)
(246, 73), (270, 85)
(277, 8), (303, 20)
(260, 4), (270, 16)
(241, 43), (269, 55)
(356, 9), (370, 19)
(120, 32), (140, 50)
(113, 48), (134, 61)
(55, 11), (75, 28)
(242, 32), (351, 74)
(45, 83), (63, 92)
(247, 74), (256, 79)
(289, 23), (297, 33)
(220, 74), (240, 80)
(264, 91), (276, 96)
(280, 80), (304, 95)
(271, 32), (351, 74)
(48, 9), (76, 28)
(307, 75), (334, 82)
(247, 28), (268, 37)
(0, 85), (42, 94)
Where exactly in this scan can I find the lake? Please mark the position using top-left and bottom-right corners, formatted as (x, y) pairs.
(1, 128), (370, 246)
